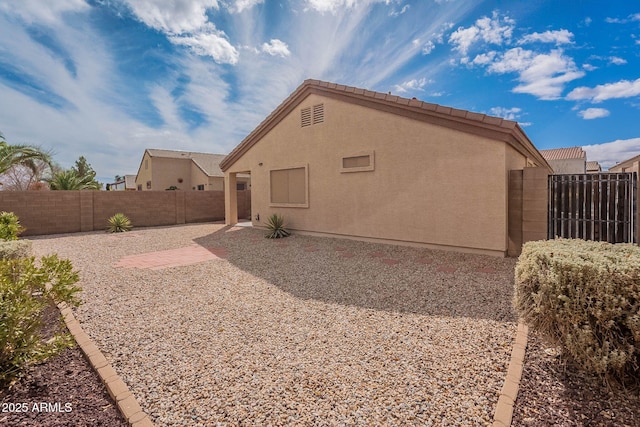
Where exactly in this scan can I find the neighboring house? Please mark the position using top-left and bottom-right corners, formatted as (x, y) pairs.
(135, 149), (250, 191)
(609, 153), (640, 174)
(539, 146), (586, 174)
(586, 161), (602, 174)
(220, 79), (552, 256)
(109, 175), (137, 190)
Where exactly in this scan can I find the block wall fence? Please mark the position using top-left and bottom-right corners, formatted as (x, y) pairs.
(0, 190), (251, 236)
(508, 167), (550, 256)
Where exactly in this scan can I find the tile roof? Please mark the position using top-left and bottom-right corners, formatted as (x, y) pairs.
(146, 149), (228, 177)
(586, 161), (601, 172)
(539, 147), (586, 161)
(220, 79), (551, 171)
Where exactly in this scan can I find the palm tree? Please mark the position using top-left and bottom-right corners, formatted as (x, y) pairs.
(0, 133), (52, 176)
(48, 169), (100, 190)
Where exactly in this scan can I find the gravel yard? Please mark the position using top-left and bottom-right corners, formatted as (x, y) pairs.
(29, 223), (518, 426)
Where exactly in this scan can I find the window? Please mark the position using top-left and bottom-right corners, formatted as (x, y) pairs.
(197, 184), (205, 191)
(340, 151), (375, 173)
(301, 104), (324, 127)
(270, 165), (308, 207)
(237, 183), (246, 191)
(137, 184), (142, 191)
(146, 181), (151, 189)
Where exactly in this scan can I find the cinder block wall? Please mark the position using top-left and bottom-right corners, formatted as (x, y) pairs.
(508, 167), (549, 256)
(0, 190), (251, 236)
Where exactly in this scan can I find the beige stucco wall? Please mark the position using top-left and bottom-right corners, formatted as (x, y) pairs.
(225, 94), (529, 255)
(547, 158), (585, 174)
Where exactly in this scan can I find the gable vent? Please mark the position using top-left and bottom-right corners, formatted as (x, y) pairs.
(312, 103), (324, 124)
(301, 107), (312, 127)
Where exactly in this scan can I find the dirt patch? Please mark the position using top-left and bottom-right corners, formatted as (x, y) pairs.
(512, 331), (640, 427)
(0, 306), (127, 427)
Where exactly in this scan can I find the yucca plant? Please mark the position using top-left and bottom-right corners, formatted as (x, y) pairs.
(265, 213), (290, 239)
(106, 213), (132, 233)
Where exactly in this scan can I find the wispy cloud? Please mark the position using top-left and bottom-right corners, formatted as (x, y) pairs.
(605, 13), (640, 24)
(609, 56), (627, 65)
(170, 29), (239, 64)
(578, 108), (610, 119)
(567, 78), (640, 102)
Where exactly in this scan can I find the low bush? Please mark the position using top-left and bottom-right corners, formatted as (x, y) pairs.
(107, 213), (132, 233)
(0, 211), (24, 241)
(0, 255), (82, 386)
(514, 239), (640, 381)
(265, 213), (290, 239)
(0, 240), (32, 260)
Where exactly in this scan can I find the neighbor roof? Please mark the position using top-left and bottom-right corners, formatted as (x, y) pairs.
(609, 153), (640, 171)
(145, 149), (227, 177)
(586, 161), (601, 172)
(220, 79), (552, 172)
(539, 147), (586, 161)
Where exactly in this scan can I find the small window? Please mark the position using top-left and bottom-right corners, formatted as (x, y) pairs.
(146, 181), (151, 189)
(270, 165), (308, 207)
(137, 184), (142, 191)
(341, 151), (375, 173)
(197, 184), (205, 191)
(237, 183), (246, 191)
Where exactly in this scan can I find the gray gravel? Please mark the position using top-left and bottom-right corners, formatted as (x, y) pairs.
(29, 223), (517, 426)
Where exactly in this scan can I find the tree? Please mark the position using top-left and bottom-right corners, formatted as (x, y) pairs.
(0, 132), (52, 183)
(49, 156), (102, 190)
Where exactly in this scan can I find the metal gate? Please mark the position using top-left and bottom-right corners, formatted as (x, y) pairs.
(548, 172), (637, 243)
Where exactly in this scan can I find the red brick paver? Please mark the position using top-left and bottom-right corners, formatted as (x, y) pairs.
(113, 245), (226, 270)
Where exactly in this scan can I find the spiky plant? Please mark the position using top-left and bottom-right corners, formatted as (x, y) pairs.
(106, 213), (132, 233)
(265, 213), (290, 239)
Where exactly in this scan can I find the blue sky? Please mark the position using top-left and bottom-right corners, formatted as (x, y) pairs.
(0, 0), (639, 183)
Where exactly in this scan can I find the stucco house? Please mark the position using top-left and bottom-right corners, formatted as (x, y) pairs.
(539, 146), (586, 174)
(135, 149), (250, 191)
(609, 153), (640, 174)
(220, 79), (552, 256)
(586, 161), (602, 174)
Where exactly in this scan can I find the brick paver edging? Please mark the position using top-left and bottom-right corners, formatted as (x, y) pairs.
(57, 302), (154, 427)
(492, 322), (529, 427)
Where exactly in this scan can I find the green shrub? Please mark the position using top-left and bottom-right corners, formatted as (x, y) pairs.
(0, 211), (24, 241)
(107, 213), (132, 233)
(514, 239), (640, 380)
(0, 240), (32, 260)
(265, 213), (290, 239)
(0, 255), (82, 386)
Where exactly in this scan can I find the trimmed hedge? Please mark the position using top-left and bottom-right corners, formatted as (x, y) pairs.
(0, 240), (32, 260)
(514, 239), (640, 379)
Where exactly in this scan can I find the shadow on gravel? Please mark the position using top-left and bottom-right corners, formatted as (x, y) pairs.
(194, 226), (517, 323)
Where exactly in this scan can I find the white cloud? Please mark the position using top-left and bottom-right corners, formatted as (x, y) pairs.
(230, 0), (264, 13)
(485, 48), (584, 99)
(389, 4), (410, 17)
(261, 39), (291, 57)
(305, 0), (359, 14)
(394, 78), (428, 93)
(170, 29), (239, 64)
(519, 29), (574, 45)
(583, 138), (640, 170)
(489, 106), (522, 121)
(422, 40), (435, 55)
(606, 14), (640, 24)
(472, 51), (497, 65)
(609, 56), (627, 65)
(583, 63), (597, 71)
(578, 108), (610, 120)
(449, 12), (514, 58)
(566, 78), (640, 102)
(123, 0), (219, 34)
